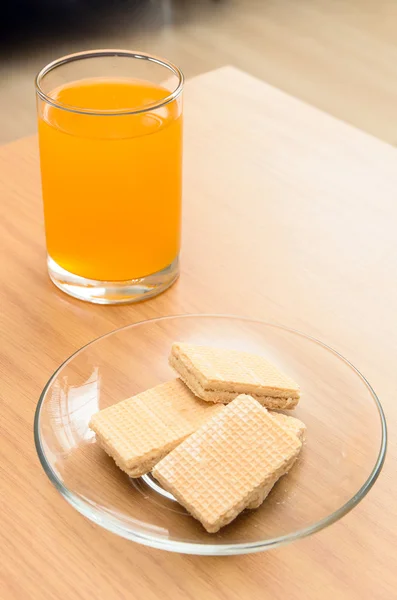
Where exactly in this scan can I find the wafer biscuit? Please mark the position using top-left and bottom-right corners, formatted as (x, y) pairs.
(269, 411), (306, 442)
(153, 394), (302, 533)
(89, 380), (223, 477)
(169, 343), (300, 408)
(247, 411), (306, 509)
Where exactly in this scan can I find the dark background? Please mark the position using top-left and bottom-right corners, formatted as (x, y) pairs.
(1, 1), (396, 145)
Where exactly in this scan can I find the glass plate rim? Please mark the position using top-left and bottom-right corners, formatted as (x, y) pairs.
(34, 314), (388, 555)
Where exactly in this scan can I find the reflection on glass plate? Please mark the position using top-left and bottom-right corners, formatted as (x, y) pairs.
(34, 315), (387, 555)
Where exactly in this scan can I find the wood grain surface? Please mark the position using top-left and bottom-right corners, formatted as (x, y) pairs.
(1, 67), (396, 600)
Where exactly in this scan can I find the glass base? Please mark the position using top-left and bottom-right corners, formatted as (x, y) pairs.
(47, 255), (179, 305)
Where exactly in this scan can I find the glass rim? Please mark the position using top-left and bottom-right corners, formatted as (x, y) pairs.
(35, 49), (184, 117)
(34, 313), (387, 556)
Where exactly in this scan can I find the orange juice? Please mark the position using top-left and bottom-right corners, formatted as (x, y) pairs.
(38, 78), (182, 281)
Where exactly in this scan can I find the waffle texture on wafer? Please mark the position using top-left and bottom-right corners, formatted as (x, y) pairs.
(247, 410), (306, 509)
(89, 379), (223, 477)
(153, 394), (302, 533)
(269, 411), (306, 442)
(169, 343), (300, 408)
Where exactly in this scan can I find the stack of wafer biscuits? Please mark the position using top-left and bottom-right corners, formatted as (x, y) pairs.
(90, 343), (305, 532)
(153, 395), (302, 532)
(89, 379), (223, 477)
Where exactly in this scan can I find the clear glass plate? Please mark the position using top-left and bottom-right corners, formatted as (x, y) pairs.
(34, 315), (387, 555)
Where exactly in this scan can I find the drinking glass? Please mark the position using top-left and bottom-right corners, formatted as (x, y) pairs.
(36, 50), (184, 304)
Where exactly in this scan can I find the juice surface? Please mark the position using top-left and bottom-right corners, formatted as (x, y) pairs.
(38, 78), (182, 281)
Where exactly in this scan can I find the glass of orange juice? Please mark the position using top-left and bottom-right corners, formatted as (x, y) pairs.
(36, 50), (184, 304)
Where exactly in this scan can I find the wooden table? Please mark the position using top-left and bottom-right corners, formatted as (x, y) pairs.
(1, 67), (396, 600)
